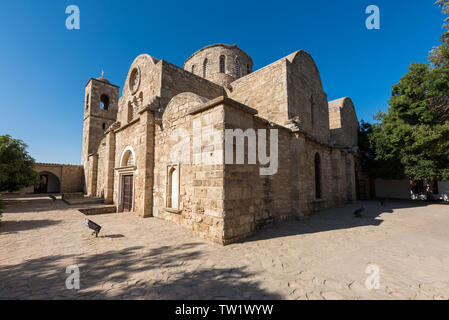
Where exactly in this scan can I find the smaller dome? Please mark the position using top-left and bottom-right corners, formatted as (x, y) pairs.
(184, 44), (253, 87)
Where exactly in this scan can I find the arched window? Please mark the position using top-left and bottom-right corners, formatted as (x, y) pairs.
(167, 166), (179, 209)
(203, 58), (208, 78)
(191, 64), (196, 74)
(235, 58), (240, 77)
(100, 94), (109, 110)
(138, 92), (144, 110)
(102, 123), (106, 130)
(219, 55), (226, 73)
(85, 94), (90, 110)
(126, 153), (135, 166)
(127, 102), (134, 122)
(121, 147), (135, 167)
(247, 64), (251, 75)
(314, 153), (322, 199)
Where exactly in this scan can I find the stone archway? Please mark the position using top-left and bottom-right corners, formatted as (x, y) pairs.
(34, 171), (61, 194)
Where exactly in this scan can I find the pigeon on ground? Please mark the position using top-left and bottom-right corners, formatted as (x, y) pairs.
(353, 206), (365, 218)
(49, 195), (57, 202)
(379, 198), (388, 206)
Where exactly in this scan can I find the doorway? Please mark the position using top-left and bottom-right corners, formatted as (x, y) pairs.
(34, 172), (61, 193)
(35, 174), (48, 193)
(122, 175), (134, 212)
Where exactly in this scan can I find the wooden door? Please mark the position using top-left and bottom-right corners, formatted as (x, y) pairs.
(123, 175), (133, 212)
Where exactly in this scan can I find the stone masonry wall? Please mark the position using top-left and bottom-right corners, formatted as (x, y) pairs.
(153, 93), (226, 244)
(286, 51), (330, 144)
(328, 97), (359, 148)
(229, 58), (289, 127)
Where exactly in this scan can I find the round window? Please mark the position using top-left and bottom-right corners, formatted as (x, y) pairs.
(129, 67), (140, 93)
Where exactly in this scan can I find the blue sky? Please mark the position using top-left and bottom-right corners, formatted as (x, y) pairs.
(0, 0), (444, 164)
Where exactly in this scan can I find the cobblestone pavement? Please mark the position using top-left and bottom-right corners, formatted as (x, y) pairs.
(1, 195), (448, 300)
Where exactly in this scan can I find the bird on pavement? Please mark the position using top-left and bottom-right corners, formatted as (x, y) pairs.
(353, 206), (365, 218)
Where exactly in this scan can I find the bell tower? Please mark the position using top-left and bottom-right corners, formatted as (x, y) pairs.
(81, 74), (119, 168)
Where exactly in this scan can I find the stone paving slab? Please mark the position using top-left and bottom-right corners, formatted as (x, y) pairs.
(0, 197), (448, 300)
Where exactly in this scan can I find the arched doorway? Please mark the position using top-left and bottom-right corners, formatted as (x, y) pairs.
(34, 171), (61, 193)
(119, 147), (136, 212)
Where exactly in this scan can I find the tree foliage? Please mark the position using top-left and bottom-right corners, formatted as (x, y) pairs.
(358, 120), (405, 180)
(0, 135), (38, 192)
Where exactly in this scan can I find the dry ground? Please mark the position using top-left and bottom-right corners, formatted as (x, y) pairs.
(0, 195), (448, 300)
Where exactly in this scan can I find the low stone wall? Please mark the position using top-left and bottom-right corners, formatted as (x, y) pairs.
(15, 163), (84, 194)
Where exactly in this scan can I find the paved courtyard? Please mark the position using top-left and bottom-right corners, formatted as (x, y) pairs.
(0, 195), (448, 300)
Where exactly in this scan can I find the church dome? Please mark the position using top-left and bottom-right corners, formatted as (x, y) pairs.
(184, 44), (253, 87)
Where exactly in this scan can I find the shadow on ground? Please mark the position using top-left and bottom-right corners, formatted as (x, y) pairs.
(3, 197), (69, 214)
(0, 243), (280, 300)
(244, 200), (430, 243)
(0, 219), (62, 235)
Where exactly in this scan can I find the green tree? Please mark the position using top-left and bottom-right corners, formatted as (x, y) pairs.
(372, 63), (449, 180)
(358, 120), (405, 180)
(0, 135), (38, 192)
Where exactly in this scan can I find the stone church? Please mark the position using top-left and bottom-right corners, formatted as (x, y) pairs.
(82, 44), (360, 245)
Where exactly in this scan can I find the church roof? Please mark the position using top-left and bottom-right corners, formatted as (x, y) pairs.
(95, 76), (110, 84)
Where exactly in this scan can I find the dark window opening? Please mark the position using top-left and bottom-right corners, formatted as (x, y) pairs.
(102, 123), (106, 130)
(203, 59), (208, 78)
(314, 153), (322, 199)
(100, 94), (110, 110)
(219, 55), (225, 73)
(235, 58), (240, 77)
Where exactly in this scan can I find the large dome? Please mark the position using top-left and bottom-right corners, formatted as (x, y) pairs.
(184, 44), (253, 87)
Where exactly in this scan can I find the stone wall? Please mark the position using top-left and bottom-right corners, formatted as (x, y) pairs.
(113, 108), (154, 218)
(329, 97), (359, 148)
(60, 165), (84, 193)
(153, 93), (226, 244)
(118, 54), (162, 125)
(222, 107), (294, 243)
(229, 58), (289, 126)
(286, 51), (330, 144)
(16, 163), (83, 194)
(229, 50), (330, 144)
